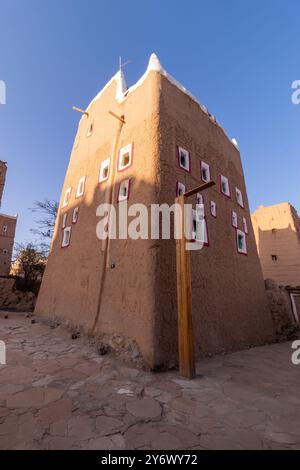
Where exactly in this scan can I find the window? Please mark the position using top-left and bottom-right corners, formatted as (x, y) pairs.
(118, 179), (130, 202)
(72, 207), (79, 224)
(192, 208), (208, 245)
(210, 201), (217, 217)
(62, 187), (72, 208)
(2, 225), (7, 233)
(271, 254), (278, 261)
(118, 143), (133, 171)
(3, 249), (8, 255)
(87, 121), (94, 137)
(232, 211), (238, 228)
(235, 187), (244, 208)
(177, 146), (190, 172)
(201, 161), (211, 182)
(99, 158), (110, 183)
(220, 175), (230, 197)
(76, 176), (86, 198)
(62, 227), (72, 248)
(242, 216), (248, 234)
(196, 193), (204, 205)
(176, 181), (186, 197)
(236, 229), (247, 255)
(62, 213), (67, 230)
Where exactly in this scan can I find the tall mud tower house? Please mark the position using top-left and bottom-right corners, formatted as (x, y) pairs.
(35, 54), (274, 368)
(0, 161), (17, 276)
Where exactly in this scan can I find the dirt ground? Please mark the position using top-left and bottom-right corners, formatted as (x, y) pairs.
(0, 310), (299, 450)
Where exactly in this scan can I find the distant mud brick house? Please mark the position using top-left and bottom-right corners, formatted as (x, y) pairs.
(35, 54), (274, 368)
(0, 161), (17, 277)
(252, 202), (300, 326)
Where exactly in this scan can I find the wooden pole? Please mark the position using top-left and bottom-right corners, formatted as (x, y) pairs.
(72, 106), (89, 117)
(176, 180), (215, 379)
(176, 195), (195, 379)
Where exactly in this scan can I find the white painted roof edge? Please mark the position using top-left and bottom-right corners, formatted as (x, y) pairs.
(0, 212), (18, 220)
(83, 53), (238, 149)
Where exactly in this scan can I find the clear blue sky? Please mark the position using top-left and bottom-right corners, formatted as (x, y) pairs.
(0, 0), (299, 245)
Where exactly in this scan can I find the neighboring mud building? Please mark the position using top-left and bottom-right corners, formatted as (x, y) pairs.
(252, 203), (300, 325)
(35, 54), (274, 368)
(0, 161), (17, 277)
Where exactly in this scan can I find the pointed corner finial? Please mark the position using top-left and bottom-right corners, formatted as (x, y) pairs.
(147, 52), (163, 72)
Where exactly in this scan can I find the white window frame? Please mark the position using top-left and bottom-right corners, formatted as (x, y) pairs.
(62, 187), (72, 209)
(72, 207), (79, 224)
(220, 174), (230, 197)
(62, 213), (67, 229)
(232, 210), (238, 228)
(118, 143), (133, 172)
(236, 229), (247, 255)
(196, 193), (204, 205)
(236, 187), (244, 208)
(62, 226), (72, 248)
(99, 158), (110, 183)
(176, 181), (186, 197)
(191, 208), (208, 245)
(177, 146), (190, 172)
(201, 161), (211, 183)
(2, 225), (8, 233)
(118, 179), (131, 202)
(76, 176), (86, 199)
(3, 249), (8, 255)
(210, 201), (217, 217)
(242, 216), (248, 234)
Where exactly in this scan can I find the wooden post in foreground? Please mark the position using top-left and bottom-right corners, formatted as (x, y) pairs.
(176, 181), (215, 379)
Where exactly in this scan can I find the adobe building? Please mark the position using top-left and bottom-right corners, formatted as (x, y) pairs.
(252, 203), (300, 324)
(252, 203), (300, 286)
(35, 54), (274, 368)
(0, 161), (17, 277)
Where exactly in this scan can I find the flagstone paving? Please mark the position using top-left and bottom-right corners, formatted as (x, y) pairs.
(0, 311), (299, 450)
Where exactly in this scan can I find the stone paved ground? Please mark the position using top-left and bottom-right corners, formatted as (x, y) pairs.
(0, 311), (300, 450)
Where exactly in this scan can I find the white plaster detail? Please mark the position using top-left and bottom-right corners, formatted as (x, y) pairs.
(82, 53), (237, 148)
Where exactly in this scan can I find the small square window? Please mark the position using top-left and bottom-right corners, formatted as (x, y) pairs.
(177, 146), (190, 172)
(87, 121), (94, 137)
(62, 213), (67, 229)
(62, 187), (72, 208)
(271, 254), (278, 261)
(72, 207), (79, 224)
(201, 161), (211, 182)
(236, 229), (247, 255)
(118, 179), (131, 202)
(2, 225), (8, 233)
(62, 226), (72, 248)
(192, 208), (208, 245)
(242, 216), (248, 234)
(118, 143), (133, 171)
(232, 211), (238, 228)
(236, 187), (244, 208)
(220, 175), (230, 197)
(210, 201), (217, 217)
(99, 158), (110, 183)
(176, 181), (186, 197)
(76, 176), (86, 199)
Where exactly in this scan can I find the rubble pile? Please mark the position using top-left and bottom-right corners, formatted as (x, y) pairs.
(0, 278), (36, 312)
